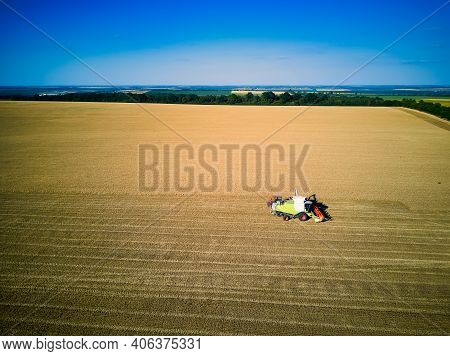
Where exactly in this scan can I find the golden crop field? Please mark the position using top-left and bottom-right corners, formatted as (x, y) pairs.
(423, 98), (450, 107)
(0, 101), (449, 335)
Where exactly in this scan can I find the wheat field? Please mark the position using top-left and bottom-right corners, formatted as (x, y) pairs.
(0, 101), (449, 335)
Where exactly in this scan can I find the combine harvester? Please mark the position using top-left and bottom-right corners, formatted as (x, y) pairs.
(267, 189), (330, 222)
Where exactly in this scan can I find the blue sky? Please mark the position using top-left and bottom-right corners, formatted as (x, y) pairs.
(0, 0), (449, 85)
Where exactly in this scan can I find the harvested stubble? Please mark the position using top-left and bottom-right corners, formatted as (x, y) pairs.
(0, 101), (448, 335)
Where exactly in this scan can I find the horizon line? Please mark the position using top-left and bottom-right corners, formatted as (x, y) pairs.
(1, 84), (450, 87)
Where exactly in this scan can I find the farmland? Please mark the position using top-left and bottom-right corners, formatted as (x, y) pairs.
(0, 101), (449, 335)
(423, 98), (450, 107)
(366, 95), (450, 107)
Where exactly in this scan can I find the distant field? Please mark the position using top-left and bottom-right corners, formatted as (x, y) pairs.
(423, 99), (450, 107)
(232, 90), (289, 95)
(365, 95), (450, 106)
(231, 92), (450, 107)
(0, 102), (449, 335)
(147, 89), (231, 96)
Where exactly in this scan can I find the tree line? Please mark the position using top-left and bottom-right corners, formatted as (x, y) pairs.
(2, 91), (449, 120)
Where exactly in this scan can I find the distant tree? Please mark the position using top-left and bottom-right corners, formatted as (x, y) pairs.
(261, 91), (277, 102)
(291, 92), (303, 101)
(245, 92), (255, 102)
(279, 92), (292, 104)
(304, 93), (318, 103)
(227, 94), (242, 104)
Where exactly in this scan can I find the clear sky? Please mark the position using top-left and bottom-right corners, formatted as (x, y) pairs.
(0, 0), (449, 85)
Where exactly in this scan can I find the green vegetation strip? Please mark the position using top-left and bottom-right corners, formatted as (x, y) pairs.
(2, 91), (449, 120)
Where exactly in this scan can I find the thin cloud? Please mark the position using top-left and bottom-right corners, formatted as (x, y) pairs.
(48, 40), (436, 85)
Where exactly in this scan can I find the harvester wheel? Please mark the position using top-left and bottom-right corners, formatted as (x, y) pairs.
(298, 212), (309, 221)
(282, 215), (290, 221)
